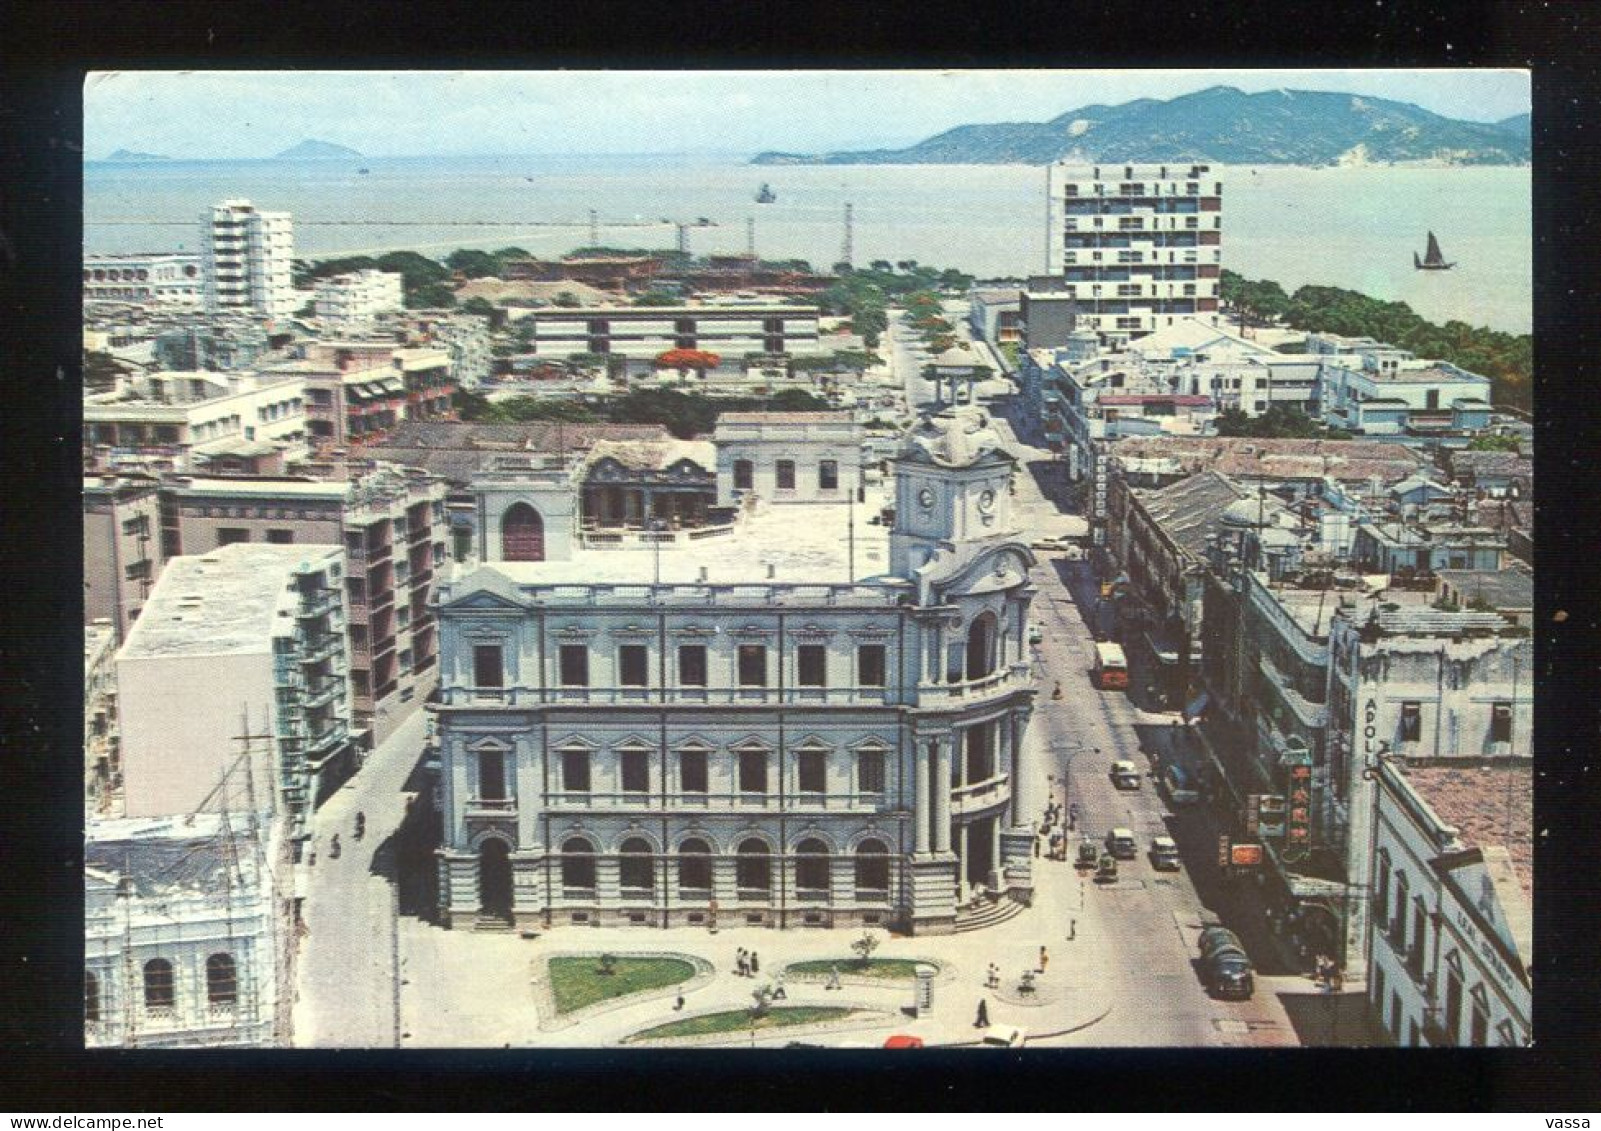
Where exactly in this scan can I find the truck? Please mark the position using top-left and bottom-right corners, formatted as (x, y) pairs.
(1198, 926), (1255, 1000)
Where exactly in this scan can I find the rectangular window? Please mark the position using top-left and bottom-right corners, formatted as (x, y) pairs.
(738, 749), (768, 793)
(559, 644), (589, 687)
(679, 749), (709, 794)
(818, 459), (839, 490)
(473, 644), (504, 688)
(217, 527), (250, 545)
(1400, 702), (1422, 743)
(1490, 703), (1513, 743)
(478, 748), (506, 800)
(858, 644), (887, 687)
(798, 749), (827, 793)
(678, 644), (708, 687)
(858, 750), (886, 794)
(776, 460), (796, 490)
(796, 644), (827, 687)
(737, 644), (767, 687)
(733, 460), (753, 490)
(621, 749), (649, 793)
(562, 749), (591, 793)
(619, 644), (648, 687)
(267, 528), (294, 544)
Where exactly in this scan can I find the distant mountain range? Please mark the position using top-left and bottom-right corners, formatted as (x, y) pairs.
(274, 138), (363, 159)
(753, 87), (1530, 167)
(105, 148), (170, 161)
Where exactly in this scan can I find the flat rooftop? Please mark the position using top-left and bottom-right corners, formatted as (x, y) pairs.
(1257, 576), (1435, 638)
(474, 501), (895, 588)
(119, 543), (339, 661)
(171, 477), (351, 499)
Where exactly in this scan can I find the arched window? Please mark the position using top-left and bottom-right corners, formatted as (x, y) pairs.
(854, 838), (890, 894)
(618, 837), (654, 892)
(85, 971), (101, 1023)
(795, 837), (830, 893)
(733, 459), (754, 490)
(561, 836), (597, 889)
(206, 954), (238, 1006)
(143, 959), (174, 1013)
(966, 612), (997, 680)
(502, 502), (545, 562)
(736, 838), (771, 892)
(677, 838), (712, 891)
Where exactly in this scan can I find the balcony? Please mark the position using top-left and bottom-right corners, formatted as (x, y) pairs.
(952, 773), (1011, 816)
(917, 663), (1031, 709)
(465, 797), (517, 816)
(433, 684), (899, 708)
(303, 675), (345, 709)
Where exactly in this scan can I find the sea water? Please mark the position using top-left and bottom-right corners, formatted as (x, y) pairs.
(84, 154), (1530, 333)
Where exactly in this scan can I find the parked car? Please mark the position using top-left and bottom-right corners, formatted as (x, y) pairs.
(1030, 535), (1074, 551)
(883, 1035), (925, 1049)
(1198, 926), (1255, 1000)
(1150, 835), (1181, 871)
(1110, 760), (1142, 790)
(1162, 764), (1201, 806)
(981, 1025), (1026, 1048)
(1106, 827), (1138, 860)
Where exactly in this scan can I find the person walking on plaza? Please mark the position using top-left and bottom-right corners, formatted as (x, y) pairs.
(1039, 946), (1050, 975)
(772, 972), (787, 1001)
(673, 994), (685, 1012)
(749, 950), (760, 975)
(974, 999), (990, 1028)
(736, 948), (748, 978)
(825, 964), (841, 991)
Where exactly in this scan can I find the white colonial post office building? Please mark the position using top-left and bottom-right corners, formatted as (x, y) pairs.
(430, 409), (1042, 934)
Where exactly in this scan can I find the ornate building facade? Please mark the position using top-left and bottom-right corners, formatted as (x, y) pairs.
(431, 409), (1041, 934)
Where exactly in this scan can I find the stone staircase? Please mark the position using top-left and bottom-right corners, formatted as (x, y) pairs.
(954, 893), (1027, 933)
(473, 913), (514, 933)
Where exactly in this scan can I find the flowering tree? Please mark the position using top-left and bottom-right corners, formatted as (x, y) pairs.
(653, 348), (721, 378)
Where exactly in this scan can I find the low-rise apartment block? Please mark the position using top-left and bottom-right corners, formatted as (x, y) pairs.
(84, 473), (165, 641)
(313, 270), (405, 324)
(84, 370), (308, 475)
(116, 542), (354, 828)
(84, 253), (204, 309)
(520, 303), (820, 369)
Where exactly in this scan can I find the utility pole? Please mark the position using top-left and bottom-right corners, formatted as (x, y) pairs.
(841, 202), (854, 270)
(746, 216), (757, 259)
(588, 209), (599, 247)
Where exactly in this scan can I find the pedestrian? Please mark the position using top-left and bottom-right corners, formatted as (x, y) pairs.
(1069, 918), (1077, 941)
(673, 994), (685, 1012)
(825, 964), (841, 991)
(1039, 946), (1049, 975)
(773, 973), (787, 1001)
(736, 949), (748, 978)
(1034, 837), (1042, 859)
(974, 998), (990, 1028)
(749, 950), (760, 975)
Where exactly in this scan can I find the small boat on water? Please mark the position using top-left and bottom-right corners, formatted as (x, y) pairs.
(1414, 230), (1456, 271)
(358, 167), (370, 175)
(756, 183), (776, 204)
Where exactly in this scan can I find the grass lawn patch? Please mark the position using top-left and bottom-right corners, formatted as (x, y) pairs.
(626, 1006), (856, 1043)
(547, 956), (697, 1016)
(784, 958), (926, 981)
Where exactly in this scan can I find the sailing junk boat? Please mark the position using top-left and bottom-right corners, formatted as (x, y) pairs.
(1414, 231), (1455, 271)
(755, 183), (777, 204)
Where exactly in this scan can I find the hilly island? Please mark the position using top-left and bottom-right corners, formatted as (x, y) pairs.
(753, 86), (1529, 167)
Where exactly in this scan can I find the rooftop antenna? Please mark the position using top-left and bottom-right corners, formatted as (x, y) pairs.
(847, 489), (856, 581)
(746, 216), (756, 259)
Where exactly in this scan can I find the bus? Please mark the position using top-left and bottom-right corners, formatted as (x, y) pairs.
(1092, 642), (1129, 691)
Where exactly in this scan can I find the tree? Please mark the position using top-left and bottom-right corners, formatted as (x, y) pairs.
(406, 282), (457, 309)
(445, 248), (500, 279)
(1468, 434), (1521, 452)
(633, 290), (679, 306)
(653, 348), (722, 375)
(552, 291), (582, 308)
(460, 296), (498, 319)
(850, 931), (881, 968)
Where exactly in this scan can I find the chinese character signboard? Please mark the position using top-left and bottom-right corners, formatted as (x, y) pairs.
(1218, 834), (1232, 869)
(1257, 794), (1286, 838)
(1245, 793), (1261, 836)
(1285, 764), (1313, 862)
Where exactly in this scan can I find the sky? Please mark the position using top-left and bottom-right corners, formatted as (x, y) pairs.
(84, 69), (1532, 160)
